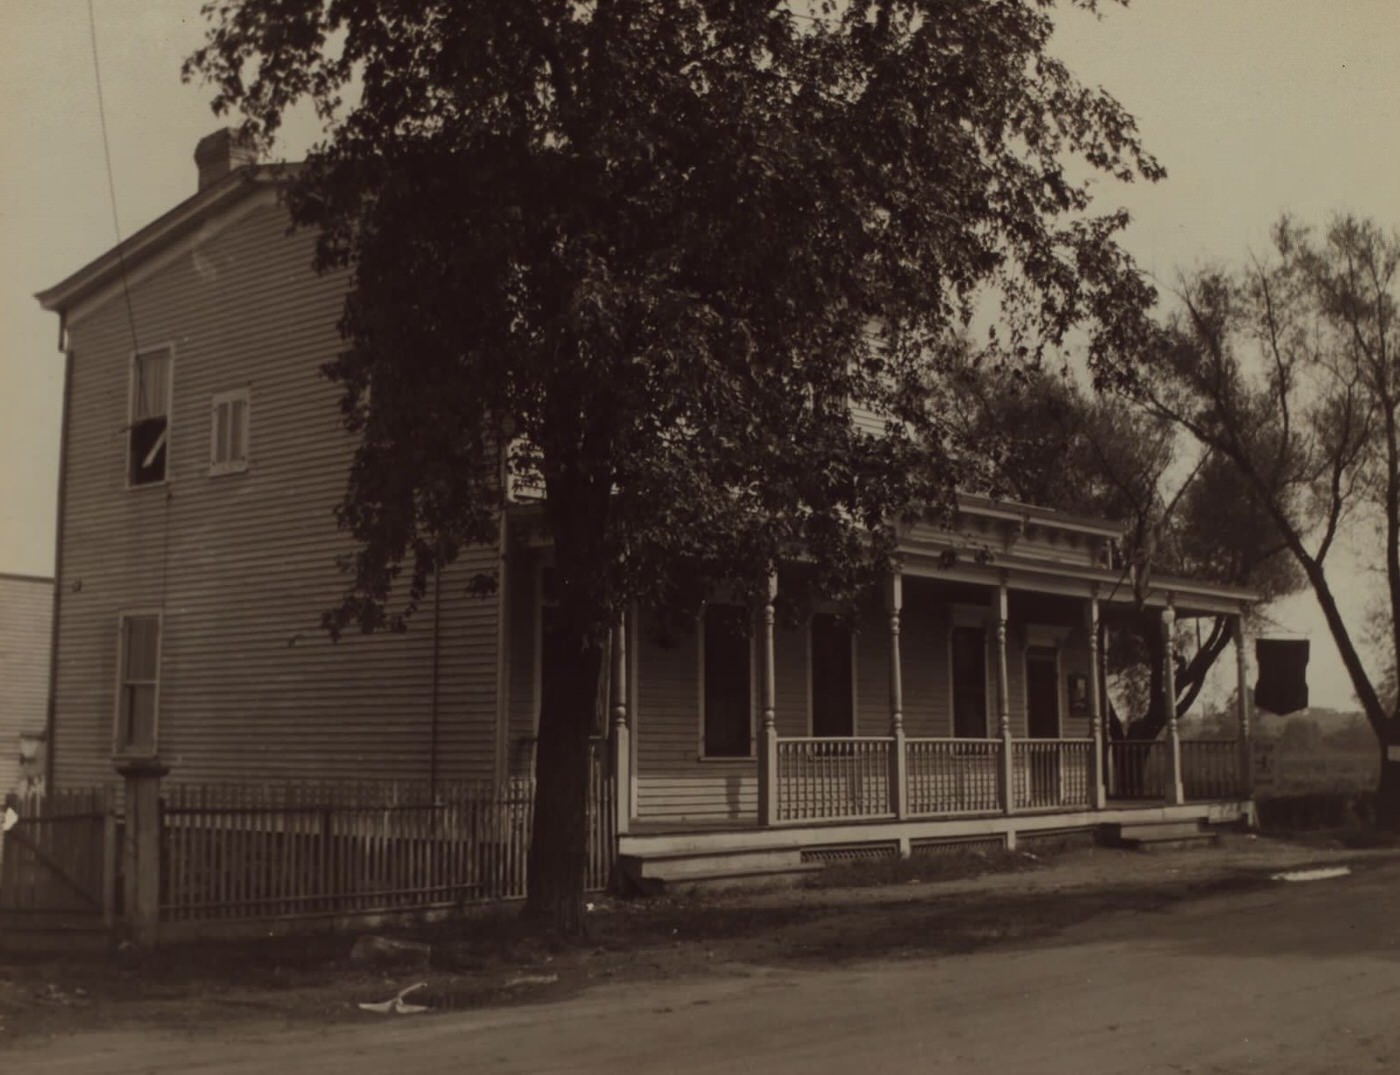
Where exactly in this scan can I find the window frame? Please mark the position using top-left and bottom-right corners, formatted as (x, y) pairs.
(948, 621), (991, 739)
(112, 610), (163, 758)
(208, 386), (251, 476)
(126, 345), (174, 490)
(697, 602), (757, 761)
(806, 611), (858, 738)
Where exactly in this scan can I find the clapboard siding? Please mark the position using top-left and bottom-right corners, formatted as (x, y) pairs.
(634, 609), (758, 821)
(0, 575), (53, 792)
(51, 193), (501, 788)
(901, 597), (950, 737)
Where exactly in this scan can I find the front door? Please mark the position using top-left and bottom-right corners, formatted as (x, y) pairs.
(1026, 647), (1060, 803)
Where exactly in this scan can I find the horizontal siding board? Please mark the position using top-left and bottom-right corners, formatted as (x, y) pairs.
(0, 576), (54, 791)
(52, 199), (501, 789)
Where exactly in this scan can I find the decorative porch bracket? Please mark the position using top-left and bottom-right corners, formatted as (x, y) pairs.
(887, 571), (908, 819)
(1087, 594), (1107, 809)
(611, 610), (632, 837)
(1163, 601), (1186, 805)
(758, 572), (780, 827)
(995, 582), (1015, 815)
(1232, 612), (1254, 798)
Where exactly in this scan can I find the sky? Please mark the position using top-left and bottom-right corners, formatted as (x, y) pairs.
(1, 0), (1397, 709)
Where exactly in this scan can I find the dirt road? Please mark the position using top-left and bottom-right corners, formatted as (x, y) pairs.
(10, 857), (1399, 1074)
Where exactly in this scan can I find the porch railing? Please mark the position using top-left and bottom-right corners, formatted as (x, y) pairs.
(1012, 739), (1094, 811)
(1180, 739), (1243, 800)
(776, 737), (893, 822)
(1104, 740), (1170, 800)
(771, 733), (1247, 822)
(906, 739), (1002, 815)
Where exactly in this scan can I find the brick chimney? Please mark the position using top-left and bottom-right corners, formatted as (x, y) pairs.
(194, 128), (258, 191)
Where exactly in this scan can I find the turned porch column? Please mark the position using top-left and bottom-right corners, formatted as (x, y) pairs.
(1232, 612), (1254, 799)
(1087, 594), (1107, 809)
(758, 572), (780, 827)
(886, 570), (908, 818)
(996, 582), (1015, 814)
(1162, 601), (1185, 804)
(610, 610), (631, 837)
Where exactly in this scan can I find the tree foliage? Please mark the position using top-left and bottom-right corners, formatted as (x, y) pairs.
(186, 0), (1164, 929)
(950, 355), (1303, 734)
(1136, 215), (1400, 826)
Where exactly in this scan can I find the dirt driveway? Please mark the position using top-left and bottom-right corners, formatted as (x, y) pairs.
(3, 833), (1398, 1073)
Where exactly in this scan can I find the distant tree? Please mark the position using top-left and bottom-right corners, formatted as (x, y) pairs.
(950, 359), (1302, 738)
(187, 0), (1164, 931)
(1135, 215), (1400, 828)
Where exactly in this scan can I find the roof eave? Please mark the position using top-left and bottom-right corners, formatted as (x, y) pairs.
(34, 162), (298, 315)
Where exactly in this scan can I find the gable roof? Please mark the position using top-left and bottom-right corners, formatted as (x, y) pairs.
(35, 163), (297, 316)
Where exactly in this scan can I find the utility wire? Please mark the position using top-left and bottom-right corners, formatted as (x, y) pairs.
(87, 0), (141, 354)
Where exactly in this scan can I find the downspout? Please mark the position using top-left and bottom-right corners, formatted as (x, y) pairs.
(493, 507), (511, 787)
(44, 336), (74, 794)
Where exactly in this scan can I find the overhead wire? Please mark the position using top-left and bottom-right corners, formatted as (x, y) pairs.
(86, 0), (142, 354)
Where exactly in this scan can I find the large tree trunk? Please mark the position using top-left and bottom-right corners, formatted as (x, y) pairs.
(523, 620), (604, 937)
(524, 415), (614, 938)
(1377, 722), (1400, 832)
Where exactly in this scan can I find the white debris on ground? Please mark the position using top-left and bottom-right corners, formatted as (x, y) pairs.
(1269, 867), (1352, 883)
(357, 982), (428, 1014)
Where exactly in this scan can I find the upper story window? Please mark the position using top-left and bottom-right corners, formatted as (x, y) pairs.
(128, 348), (171, 486)
(209, 388), (250, 475)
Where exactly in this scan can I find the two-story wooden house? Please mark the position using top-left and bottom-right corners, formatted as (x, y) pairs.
(37, 131), (1258, 888)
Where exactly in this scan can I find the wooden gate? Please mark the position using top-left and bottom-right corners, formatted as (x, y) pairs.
(0, 787), (119, 933)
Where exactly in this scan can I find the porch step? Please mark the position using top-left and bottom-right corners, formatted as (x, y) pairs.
(619, 845), (824, 894)
(1102, 820), (1220, 852)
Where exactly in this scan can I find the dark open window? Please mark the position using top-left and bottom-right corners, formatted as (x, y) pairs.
(810, 613), (854, 737)
(703, 604), (751, 757)
(951, 625), (988, 738)
(129, 349), (170, 485)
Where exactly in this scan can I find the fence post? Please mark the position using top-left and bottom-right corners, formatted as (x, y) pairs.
(115, 757), (168, 946)
(100, 785), (119, 931)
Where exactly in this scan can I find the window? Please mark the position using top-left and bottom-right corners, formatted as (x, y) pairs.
(210, 388), (250, 474)
(810, 613), (854, 737)
(702, 604), (752, 757)
(116, 614), (161, 755)
(951, 625), (988, 738)
(128, 348), (171, 485)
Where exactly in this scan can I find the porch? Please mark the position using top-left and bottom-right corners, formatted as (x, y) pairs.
(589, 501), (1259, 875)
